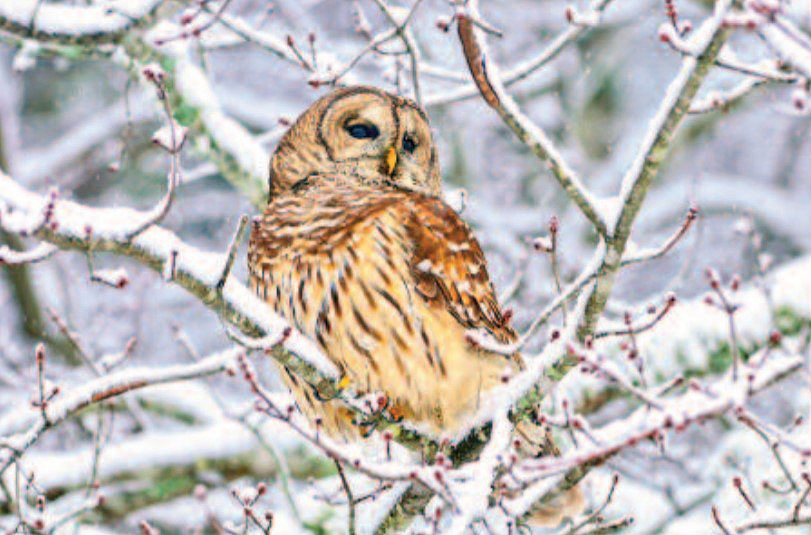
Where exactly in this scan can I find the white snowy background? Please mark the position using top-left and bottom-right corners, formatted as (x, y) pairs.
(0, 0), (810, 534)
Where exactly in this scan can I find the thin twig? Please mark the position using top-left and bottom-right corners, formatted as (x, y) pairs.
(370, 0), (426, 104)
(335, 460), (357, 535)
(46, 306), (100, 375)
(712, 506), (732, 535)
(594, 294), (677, 339)
(33, 344), (49, 424)
(125, 72), (183, 240)
(736, 410), (800, 490)
(547, 217), (568, 325)
(572, 346), (664, 409)
(735, 513), (811, 532)
(564, 474), (620, 534)
(794, 474), (811, 521)
(619, 206), (698, 267)
(0, 242), (57, 265)
(217, 214), (249, 291)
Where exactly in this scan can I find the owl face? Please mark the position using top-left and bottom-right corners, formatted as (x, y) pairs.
(269, 86), (441, 197)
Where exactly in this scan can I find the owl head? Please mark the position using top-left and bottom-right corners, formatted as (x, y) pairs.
(269, 86), (441, 198)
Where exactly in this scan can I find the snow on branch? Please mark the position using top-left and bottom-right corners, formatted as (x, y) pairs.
(455, 0), (609, 238)
(143, 22), (271, 205)
(576, 0), (732, 340)
(687, 76), (770, 113)
(501, 353), (804, 519)
(0, 0), (165, 44)
(0, 172), (339, 388)
(0, 242), (57, 265)
(759, 15), (811, 79)
(0, 348), (240, 477)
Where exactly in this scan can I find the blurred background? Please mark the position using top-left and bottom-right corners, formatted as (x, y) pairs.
(1, 0), (810, 533)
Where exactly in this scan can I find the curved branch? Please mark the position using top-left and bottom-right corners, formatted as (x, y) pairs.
(456, 2), (609, 238)
(0, 242), (56, 265)
(0, 349), (239, 477)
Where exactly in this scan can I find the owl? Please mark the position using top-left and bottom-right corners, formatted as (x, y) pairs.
(248, 86), (581, 523)
(249, 85), (521, 435)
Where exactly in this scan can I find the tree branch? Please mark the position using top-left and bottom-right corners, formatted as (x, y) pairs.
(0, 0), (166, 44)
(576, 0), (732, 341)
(0, 172), (340, 394)
(456, 1), (608, 238)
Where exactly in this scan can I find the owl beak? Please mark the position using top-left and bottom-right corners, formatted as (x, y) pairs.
(384, 146), (397, 176)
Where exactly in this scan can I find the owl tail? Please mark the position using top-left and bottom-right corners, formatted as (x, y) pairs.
(514, 419), (586, 527)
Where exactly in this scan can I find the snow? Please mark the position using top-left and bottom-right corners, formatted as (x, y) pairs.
(0, 0), (161, 37)
(760, 17), (811, 79)
(615, 0), (731, 231)
(145, 21), (270, 185)
(151, 119), (187, 153)
(0, 172), (340, 379)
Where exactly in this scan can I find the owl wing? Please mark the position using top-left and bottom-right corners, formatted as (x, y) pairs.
(403, 194), (516, 343)
(249, 182), (517, 435)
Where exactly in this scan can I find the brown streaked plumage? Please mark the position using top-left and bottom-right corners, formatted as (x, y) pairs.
(249, 85), (581, 524)
(253, 85), (518, 436)
(250, 181), (518, 434)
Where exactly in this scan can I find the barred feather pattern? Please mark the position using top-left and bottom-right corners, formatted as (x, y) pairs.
(249, 179), (521, 438)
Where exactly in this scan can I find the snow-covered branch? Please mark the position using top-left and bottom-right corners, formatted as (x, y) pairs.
(759, 15), (811, 79)
(456, 0), (609, 238)
(0, 242), (57, 265)
(0, 348), (240, 478)
(0, 171), (339, 389)
(0, 0), (165, 43)
(577, 0), (732, 339)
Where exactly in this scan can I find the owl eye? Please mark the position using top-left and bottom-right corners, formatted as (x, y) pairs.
(402, 133), (417, 153)
(345, 123), (380, 139)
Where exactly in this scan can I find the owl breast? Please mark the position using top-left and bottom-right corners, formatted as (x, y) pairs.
(248, 180), (520, 438)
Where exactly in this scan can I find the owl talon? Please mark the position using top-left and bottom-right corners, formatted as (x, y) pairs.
(384, 404), (406, 423)
(312, 375), (351, 402)
(354, 419), (378, 437)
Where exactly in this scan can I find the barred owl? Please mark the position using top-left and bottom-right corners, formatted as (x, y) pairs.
(248, 85), (515, 431)
(248, 86), (581, 524)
